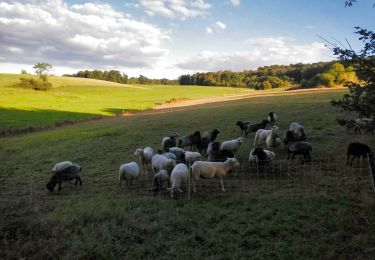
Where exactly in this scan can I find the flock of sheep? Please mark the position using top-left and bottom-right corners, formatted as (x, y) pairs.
(46, 112), (373, 198)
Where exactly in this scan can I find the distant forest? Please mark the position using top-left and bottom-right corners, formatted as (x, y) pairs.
(65, 61), (357, 89)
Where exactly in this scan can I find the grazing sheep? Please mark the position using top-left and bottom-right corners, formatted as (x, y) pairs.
(184, 151), (202, 166)
(151, 154), (176, 174)
(347, 142), (372, 166)
(285, 140), (312, 161)
(355, 118), (374, 134)
(118, 162), (140, 187)
(47, 162), (82, 192)
(134, 147), (154, 174)
(168, 163), (189, 198)
(236, 121), (252, 135)
(268, 112), (278, 126)
(178, 131), (201, 151)
(249, 147), (276, 168)
(150, 170), (170, 192)
(254, 126), (279, 147)
(191, 158), (240, 193)
(207, 142), (235, 162)
(162, 133), (179, 151)
(168, 147), (186, 162)
(221, 137), (244, 154)
(245, 119), (269, 137)
(289, 122), (305, 136)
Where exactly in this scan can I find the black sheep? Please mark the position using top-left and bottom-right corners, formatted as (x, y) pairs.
(46, 164), (82, 192)
(347, 142), (372, 166)
(207, 142), (235, 162)
(251, 147), (268, 169)
(236, 121), (251, 135)
(245, 119), (268, 137)
(178, 131), (201, 151)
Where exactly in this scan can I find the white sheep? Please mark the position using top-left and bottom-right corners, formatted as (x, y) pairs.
(290, 122), (305, 136)
(168, 163), (189, 198)
(190, 158), (240, 193)
(254, 126), (278, 147)
(184, 151), (202, 166)
(134, 147), (154, 174)
(151, 154), (176, 174)
(119, 162), (140, 187)
(265, 127), (281, 148)
(220, 137), (244, 154)
(249, 147), (276, 167)
(160, 152), (177, 160)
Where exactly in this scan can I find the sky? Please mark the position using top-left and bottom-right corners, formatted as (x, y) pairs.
(0, 0), (373, 79)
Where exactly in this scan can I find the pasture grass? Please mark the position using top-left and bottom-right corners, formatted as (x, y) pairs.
(0, 73), (252, 131)
(1, 90), (375, 259)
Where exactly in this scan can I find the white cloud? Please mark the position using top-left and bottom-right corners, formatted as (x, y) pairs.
(206, 27), (213, 34)
(177, 37), (331, 71)
(0, 0), (169, 69)
(305, 25), (314, 29)
(229, 0), (240, 6)
(215, 21), (226, 30)
(138, 0), (211, 20)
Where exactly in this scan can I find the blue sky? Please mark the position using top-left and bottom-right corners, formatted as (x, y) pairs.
(0, 0), (373, 79)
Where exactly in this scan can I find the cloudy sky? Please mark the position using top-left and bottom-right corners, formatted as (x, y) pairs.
(0, 0), (373, 79)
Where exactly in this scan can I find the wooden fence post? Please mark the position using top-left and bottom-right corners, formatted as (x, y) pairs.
(368, 153), (375, 194)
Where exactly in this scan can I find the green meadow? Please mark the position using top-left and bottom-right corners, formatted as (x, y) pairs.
(1, 89), (375, 259)
(0, 74), (252, 131)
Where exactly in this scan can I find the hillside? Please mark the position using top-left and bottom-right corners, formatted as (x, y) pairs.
(0, 74), (252, 132)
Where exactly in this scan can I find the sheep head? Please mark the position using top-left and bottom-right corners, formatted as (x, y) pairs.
(227, 158), (240, 167)
(134, 148), (143, 156)
(237, 137), (245, 144)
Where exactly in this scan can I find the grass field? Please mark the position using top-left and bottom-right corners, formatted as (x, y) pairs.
(0, 74), (252, 132)
(1, 89), (375, 259)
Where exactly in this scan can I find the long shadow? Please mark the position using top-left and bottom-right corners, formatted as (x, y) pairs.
(0, 107), (104, 137)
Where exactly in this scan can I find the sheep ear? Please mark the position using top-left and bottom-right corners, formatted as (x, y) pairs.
(178, 189), (183, 193)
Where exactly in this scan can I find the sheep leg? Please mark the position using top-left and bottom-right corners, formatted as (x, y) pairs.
(192, 177), (197, 192)
(219, 178), (226, 192)
(58, 182), (62, 191)
(346, 154), (350, 165)
(351, 156), (355, 166)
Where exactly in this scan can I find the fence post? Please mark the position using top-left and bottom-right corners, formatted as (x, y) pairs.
(368, 153), (375, 194)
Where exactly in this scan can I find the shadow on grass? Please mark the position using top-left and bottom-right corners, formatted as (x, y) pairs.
(0, 107), (104, 137)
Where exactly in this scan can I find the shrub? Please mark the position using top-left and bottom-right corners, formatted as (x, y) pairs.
(19, 77), (52, 91)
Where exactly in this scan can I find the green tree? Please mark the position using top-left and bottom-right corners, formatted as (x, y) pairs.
(33, 62), (52, 77)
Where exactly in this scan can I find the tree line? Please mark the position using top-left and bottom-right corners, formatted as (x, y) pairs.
(178, 61), (357, 89)
(64, 70), (178, 85)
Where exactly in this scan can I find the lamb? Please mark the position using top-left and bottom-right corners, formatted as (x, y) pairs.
(207, 142), (235, 162)
(151, 154), (176, 174)
(236, 121), (251, 135)
(347, 142), (372, 166)
(150, 169), (170, 192)
(118, 162), (140, 187)
(221, 137), (244, 154)
(190, 158), (240, 193)
(47, 162), (82, 192)
(178, 131), (201, 151)
(245, 119), (269, 137)
(162, 133), (179, 151)
(254, 126), (279, 147)
(134, 147), (154, 174)
(184, 151), (202, 166)
(268, 112), (277, 126)
(289, 122), (305, 137)
(266, 130), (281, 149)
(285, 140), (312, 161)
(249, 147), (276, 168)
(168, 163), (189, 198)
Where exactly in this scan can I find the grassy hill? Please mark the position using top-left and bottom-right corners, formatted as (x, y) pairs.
(1, 89), (374, 259)
(0, 74), (252, 132)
